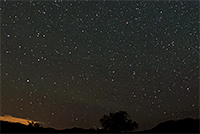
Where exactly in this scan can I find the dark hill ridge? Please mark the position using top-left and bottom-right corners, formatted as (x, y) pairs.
(1, 118), (199, 133)
(138, 118), (199, 133)
(0, 121), (108, 133)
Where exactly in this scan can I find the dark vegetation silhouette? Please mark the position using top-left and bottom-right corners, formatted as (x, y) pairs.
(100, 111), (138, 132)
(1, 113), (199, 133)
(28, 121), (43, 128)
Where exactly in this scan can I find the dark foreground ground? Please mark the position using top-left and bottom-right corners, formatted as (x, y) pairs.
(0, 118), (199, 133)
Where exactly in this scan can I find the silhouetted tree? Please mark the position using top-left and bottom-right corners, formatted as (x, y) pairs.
(100, 111), (138, 132)
(28, 121), (42, 128)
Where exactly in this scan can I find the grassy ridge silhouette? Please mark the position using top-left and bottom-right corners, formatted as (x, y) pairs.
(1, 118), (199, 133)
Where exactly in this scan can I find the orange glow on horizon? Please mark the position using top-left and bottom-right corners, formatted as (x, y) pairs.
(0, 115), (42, 126)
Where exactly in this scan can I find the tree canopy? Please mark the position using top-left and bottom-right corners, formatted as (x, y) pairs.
(100, 111), (138, 132)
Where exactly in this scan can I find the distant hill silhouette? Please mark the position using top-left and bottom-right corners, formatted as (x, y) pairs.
(1, 118), (199, 133)
(0, 121), (108, 133)
(0, 121), (57, 133)
(138, 118), (199, 133)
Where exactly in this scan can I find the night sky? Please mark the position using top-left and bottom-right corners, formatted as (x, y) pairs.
(1, 0), (199, 131)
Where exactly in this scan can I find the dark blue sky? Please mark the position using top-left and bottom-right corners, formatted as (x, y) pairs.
(1, 1), (199, 131)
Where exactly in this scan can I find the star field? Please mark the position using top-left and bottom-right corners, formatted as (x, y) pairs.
(1, 1), (199, 131)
